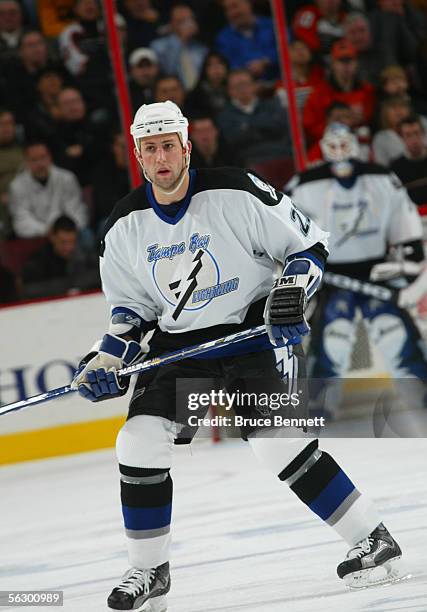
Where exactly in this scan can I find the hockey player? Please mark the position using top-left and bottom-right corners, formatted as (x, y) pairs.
(72, 103), (403, 611)
(288, 123), (427, 397)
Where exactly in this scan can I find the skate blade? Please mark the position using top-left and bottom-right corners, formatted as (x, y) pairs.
(344, 557), (412, 590)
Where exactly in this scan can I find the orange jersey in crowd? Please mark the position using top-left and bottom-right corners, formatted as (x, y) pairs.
(37, 0), (74, 38)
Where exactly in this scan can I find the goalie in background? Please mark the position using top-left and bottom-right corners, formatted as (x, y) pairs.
(287, 123), (427, 416)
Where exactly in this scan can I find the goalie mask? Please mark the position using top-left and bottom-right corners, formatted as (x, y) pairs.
(320, 123), (359, 179)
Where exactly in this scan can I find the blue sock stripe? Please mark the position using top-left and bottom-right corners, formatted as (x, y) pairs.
(308, 470), (355, 521)
(122, 503), (172, 531)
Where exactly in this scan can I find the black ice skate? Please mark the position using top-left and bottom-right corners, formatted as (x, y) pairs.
(337, 523), (406, 589)
(107, 562), (170, 611)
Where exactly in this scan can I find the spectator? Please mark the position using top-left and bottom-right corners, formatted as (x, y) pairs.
(216, 0), (279, 81)
(217, 69), (290, 165)
(289, 38), (324, 90)
(292, 0), (346, 55)
(303, 39), (375, 145)
(122, 0), (162, 52)
(37, 0), (74, 38)
(0, 108), (24, 195)
(58, 0), (121, 120)
(21, 215), (100, 299)
(342, 12), (385, 83)
(186, 52), (230, 117)
(153, 75), (192, 116)
(372, 95), (427, 166)
(391, 115), (427, 206)
(25, 68), (65, 141)
(275, 39), (325, 110)
(0, 0), (23, 63)
(58, 0), (103, 76)
(378, 65), (427, 118)
(380, 64), (410, 98)
(78, 12), (126, 121)
(150, 4), (208, 91)
(369, 0), (425, 69)
(20, 0), (39, 27)
(189, 115), (240, 168)
(324, 100), (353, 126)
(4, 30), (66, 122)
(191, 0), (227, 45)
(91, 131), (130, 236)
(128, 47), (160, 111)
(8, 141), (88, 238)
(51, 87), (104, 186)
(0, 108), (23, 238)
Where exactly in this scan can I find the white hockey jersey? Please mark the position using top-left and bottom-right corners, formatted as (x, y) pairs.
(100, 167), (328, 335)
(289, 163), (423, 273)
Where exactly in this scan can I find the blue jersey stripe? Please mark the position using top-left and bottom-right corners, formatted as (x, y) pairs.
(147, 170), (196, 225)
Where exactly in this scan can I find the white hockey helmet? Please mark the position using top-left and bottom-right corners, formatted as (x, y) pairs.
(130, 100), (189, 148)
(320, 122), (359, 163)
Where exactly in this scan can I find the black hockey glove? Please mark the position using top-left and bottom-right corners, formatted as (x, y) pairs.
(264, 277), (310, 347)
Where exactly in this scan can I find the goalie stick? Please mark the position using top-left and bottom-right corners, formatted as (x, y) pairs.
(0, 325), (267, 417)
(322, 272), (397, 302)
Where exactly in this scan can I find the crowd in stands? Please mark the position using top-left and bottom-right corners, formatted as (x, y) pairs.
(0, 0), (427, 304)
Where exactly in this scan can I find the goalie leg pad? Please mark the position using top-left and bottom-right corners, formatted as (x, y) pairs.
(363, 299), (427, 379)
(309, 288), (357, 378)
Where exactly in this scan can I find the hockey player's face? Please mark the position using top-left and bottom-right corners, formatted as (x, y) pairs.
(137, 133), (189, 190)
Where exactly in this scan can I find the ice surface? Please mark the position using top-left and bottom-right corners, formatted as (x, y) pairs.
(1, 439), (426, 612)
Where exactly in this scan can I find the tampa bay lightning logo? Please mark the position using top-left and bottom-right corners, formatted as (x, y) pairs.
(247, 172), (278, 201)
(152, 241), (220, 320)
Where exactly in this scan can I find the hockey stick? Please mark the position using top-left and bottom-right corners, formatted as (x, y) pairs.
(0, 325), (268, 417)
(322, 272), (397, 302)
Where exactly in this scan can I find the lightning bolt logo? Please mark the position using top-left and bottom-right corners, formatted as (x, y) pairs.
(170, 249), (204, 320)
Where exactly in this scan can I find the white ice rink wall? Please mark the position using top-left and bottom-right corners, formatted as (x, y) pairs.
(0, 292), (130, 465)
(0, 292), (391, 465)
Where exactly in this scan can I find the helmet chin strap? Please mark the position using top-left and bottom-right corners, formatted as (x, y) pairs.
(140, 145), (191, 197)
